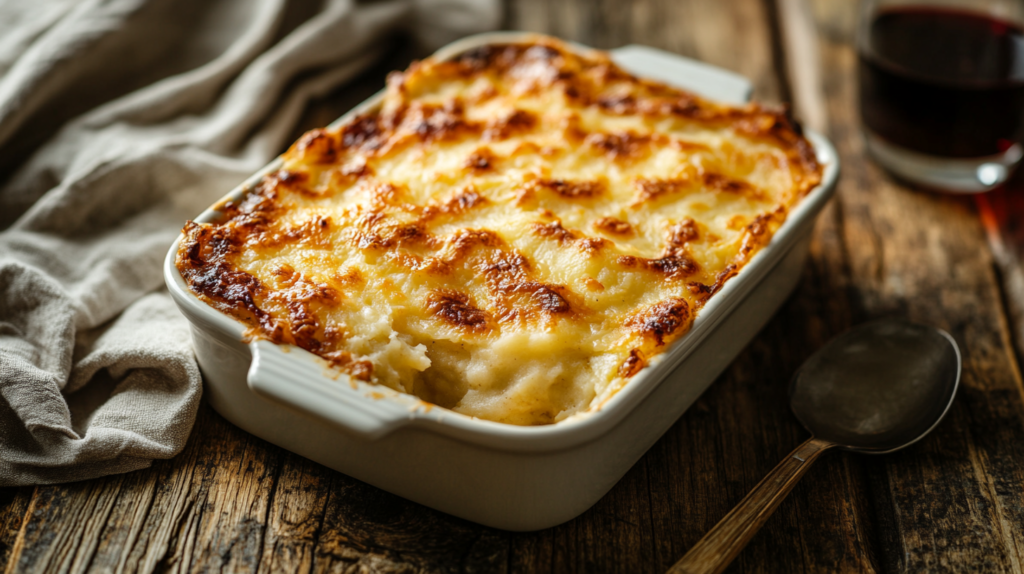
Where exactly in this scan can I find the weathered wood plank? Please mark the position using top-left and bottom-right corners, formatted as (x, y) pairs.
(256, 455), (330, 574)
(0, 487), (32, 574)
(1, 408), (273, 573)
(310, 471), (509, 573)
(505, 460), (656, 574)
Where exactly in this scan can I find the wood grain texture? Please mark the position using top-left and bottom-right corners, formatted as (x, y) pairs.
(4, 1), (1024, 573)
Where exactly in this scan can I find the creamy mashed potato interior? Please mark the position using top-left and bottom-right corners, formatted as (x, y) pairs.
(176, 37), (822, 425)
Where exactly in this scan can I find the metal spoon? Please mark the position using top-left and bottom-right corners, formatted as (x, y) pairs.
(668, 319), (961, 574)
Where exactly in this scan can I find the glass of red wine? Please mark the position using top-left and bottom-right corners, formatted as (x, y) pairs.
(859, 0), (1024, 192)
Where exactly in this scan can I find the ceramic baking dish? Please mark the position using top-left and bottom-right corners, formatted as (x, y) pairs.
(164, 32), (839, 531)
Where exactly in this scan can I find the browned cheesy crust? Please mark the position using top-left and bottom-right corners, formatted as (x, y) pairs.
(176, 37), (822, 425)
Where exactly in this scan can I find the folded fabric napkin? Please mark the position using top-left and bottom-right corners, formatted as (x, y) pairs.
(0, 0), (499, 486)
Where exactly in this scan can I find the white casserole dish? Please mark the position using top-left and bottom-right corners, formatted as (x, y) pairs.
(163, 32), (840, 531)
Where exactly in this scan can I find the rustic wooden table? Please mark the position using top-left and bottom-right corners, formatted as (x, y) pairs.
(5, 1), (1024, 572)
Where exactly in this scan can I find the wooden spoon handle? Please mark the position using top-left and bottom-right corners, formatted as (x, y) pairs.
(667, 437), (835, 574)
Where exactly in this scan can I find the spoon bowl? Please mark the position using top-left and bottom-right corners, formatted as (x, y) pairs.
(790, 319), (961, 453)
(669, 319), (961, 574)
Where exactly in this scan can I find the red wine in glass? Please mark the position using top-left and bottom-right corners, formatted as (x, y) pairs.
(859, 6), (1024, 189)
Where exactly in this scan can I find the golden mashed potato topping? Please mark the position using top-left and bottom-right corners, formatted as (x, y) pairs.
(177, 36), (822, 425)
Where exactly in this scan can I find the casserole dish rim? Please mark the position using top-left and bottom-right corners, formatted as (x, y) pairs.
(163, 31), (840, 453)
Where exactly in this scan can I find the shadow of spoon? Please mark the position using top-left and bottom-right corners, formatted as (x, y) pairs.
(668, 319), (961, 574)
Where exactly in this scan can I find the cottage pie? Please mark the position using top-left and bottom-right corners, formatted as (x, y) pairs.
(176, 36), (822, 425)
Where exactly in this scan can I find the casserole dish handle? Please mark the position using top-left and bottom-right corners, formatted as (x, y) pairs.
(247, 340), (408, 440)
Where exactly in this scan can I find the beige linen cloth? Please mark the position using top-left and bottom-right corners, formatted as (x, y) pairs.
(0, 0), (499, 485)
